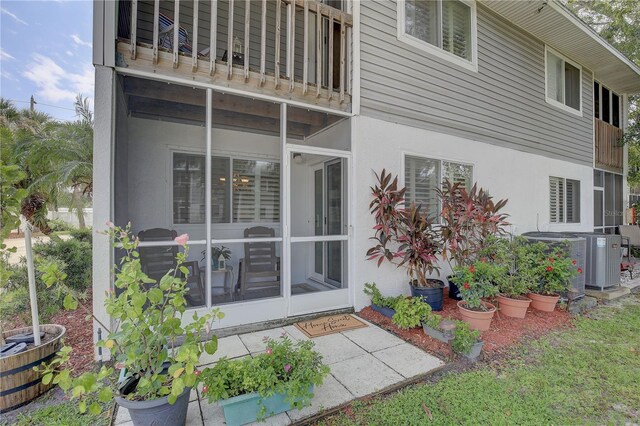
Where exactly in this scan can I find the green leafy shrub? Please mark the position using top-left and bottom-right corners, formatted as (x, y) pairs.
(528, 242), (580, 295)
(485, 236), (541, 298)
(363, 282), (404, 309)
(451, 320), (481, 355)
(198, 335), (329, 418)
(392, 297), (432, 329)
(69, 227), (92, 243)
(451, 261), (501, 310)
(33, 234), (91, 291)
(38, 224), (224, 411)
(422, 311), (443, 330)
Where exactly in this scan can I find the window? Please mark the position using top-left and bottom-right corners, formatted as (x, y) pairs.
(549, 176), (580, 224)
(545, 47), (582, 114)
(404, 155), (473, 219)
(399, 0), (477, 71)
(593, 82), (622, 128)
(172, 153), (280, 224)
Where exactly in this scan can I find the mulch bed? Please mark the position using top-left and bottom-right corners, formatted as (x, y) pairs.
(358, 290), (573, 360)
(3, 291), (95, 375)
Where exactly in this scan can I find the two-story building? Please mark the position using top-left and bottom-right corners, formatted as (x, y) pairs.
(92, 0), (640, 336)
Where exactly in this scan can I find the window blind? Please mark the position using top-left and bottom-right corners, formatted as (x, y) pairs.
(565, 179), (580, 223)
(442, 0), (471, 60)
(549, 176), (564, 223)
(443, 161), (472, 191)
(546, 51), (564, 103)
(405, 156), (440, 219)
(173, 153), (205, 224)
(232, 159), (280, 223)
(405, 0), (438, 47)
(564, 62), (580, 110)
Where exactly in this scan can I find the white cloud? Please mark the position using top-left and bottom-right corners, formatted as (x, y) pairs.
(1, 7), (27, 25)
(1, 70), (18, 82)
(66, 50), (74, 57)
(0, 48), (15, 60)
(71, 34), (91, 48)
(23, 54), (94, 105)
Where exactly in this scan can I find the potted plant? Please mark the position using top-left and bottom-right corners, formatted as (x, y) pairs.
(363, 282), (404, 318)
(527, 242), (580, 312)
(198, 335), (329, 426)
(38, 224), (224, 425)
(450, 320), (483, 361)
(201, 245), (231, 270)
(451, 261), (501, 331)
(421, 312), (450, 343)
(438, 180), (509, 301)
(367, 170), (445, 310)
(391, 296), (433, 329)
(491, 236), (538, 318)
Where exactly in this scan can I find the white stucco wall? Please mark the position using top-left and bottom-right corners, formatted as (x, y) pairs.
(351, 115), (595, 310)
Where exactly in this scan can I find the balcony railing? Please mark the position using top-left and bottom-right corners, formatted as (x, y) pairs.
(595, 118), (624, 171)
(117, 0), (352, 111)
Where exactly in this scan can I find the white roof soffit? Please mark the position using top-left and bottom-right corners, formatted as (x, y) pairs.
(480, 0), (640, 94)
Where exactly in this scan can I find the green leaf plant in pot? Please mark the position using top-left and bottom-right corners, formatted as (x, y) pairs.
(438, 179), (509, 302)
(38, 223), (225, 426)
(197, 334), (330, 425)
(451, 260), (501, 331)
(526, 241), (580, 312)
(367, 169), (445, 311)
(489, 236), (539, 319)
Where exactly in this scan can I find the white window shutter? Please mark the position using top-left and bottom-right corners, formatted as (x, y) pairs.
(549, 176), (564, 223)
(565, 179), (580, 223)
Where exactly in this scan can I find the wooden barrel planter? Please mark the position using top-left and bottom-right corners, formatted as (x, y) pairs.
(0, 324), (66, 413)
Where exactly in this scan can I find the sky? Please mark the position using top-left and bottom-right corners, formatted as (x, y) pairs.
(1, 1), (94, 121)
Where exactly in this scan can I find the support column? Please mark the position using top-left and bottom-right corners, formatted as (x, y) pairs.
(92, 65), (115, 358)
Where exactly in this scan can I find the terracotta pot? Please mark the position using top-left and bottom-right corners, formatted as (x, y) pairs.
(527, 293), (560, 312)
(457, 301), (496, 331)
(497, 295), (531, 319)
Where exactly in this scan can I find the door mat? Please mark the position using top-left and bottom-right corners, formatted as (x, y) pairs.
(294, 314), (368, 338)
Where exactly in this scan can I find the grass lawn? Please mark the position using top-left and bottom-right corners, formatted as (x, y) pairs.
(318, 294), (640, 425)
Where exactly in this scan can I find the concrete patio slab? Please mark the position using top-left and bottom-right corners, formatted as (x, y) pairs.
(342, 324), (406, 352)
(329, 353), (404, 397)
(585, 286), (630, 300)
(198, 334), (249, 366)
(239, 327), (289, 353)
(113, 315), (446, 425)
(286, 374), (354, 422)
(372, 343), (444, 378)
(311, 333), (368, 365)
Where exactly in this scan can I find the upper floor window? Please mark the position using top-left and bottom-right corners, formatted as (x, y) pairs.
(594, 81), (621, 128)
(398, 0), (477, 72)
(404, 155), (473, 220)
(545, 47), (582, 115)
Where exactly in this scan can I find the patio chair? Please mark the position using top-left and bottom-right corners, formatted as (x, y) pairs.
(237, 227), (281, 300)
(138, 228), (205, 306)
(618, 225), (640, 262)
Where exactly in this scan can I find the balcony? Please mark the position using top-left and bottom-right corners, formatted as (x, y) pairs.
(594, 118), (624, 172)
(116, 0), (353, 112)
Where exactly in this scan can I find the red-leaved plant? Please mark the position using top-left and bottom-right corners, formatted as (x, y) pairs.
(438, 180), (510, 269)
(367, 169), (441, 287)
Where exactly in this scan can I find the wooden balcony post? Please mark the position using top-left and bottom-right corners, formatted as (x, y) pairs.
(209, 0), (217, 75)
(173, 0), (181, 68)
(260, 0), (267, 86)
(244, 0), (250, 81)
(339, 13), (345, 103)
(328, 9), (333, 100)
(130, 0), (138, 59)
(316, 5), (322, 98)
(152, 0), (160, 64)
(275, 0), (282, 88)
(288, 1), (296, 92)
(303, 0), (309, 94)
(227, 0), (234, 79)
(192, 0), (199, 72)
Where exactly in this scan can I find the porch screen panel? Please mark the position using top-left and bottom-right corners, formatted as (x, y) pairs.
(232, 159), (280, 223)
(212, 156), (231, 223)
(404, 0), (438, 47)
(405, 156), (440, 219)
(173, 153), (205, 224)
(549, 176), (564, 223)
(565, 179), (580, 223)
(442, 0), (471, 60)
(546, 51), (563, 103)
(614, 174), (623, 225)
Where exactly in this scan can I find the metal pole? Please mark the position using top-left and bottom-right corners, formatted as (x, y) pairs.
(25, 223), (42, 346)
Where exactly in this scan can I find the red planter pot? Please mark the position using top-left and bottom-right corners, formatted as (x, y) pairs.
(457, 301), (496, 331)
(497, 295), (531, 319)
(527, 293), (560, 312)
